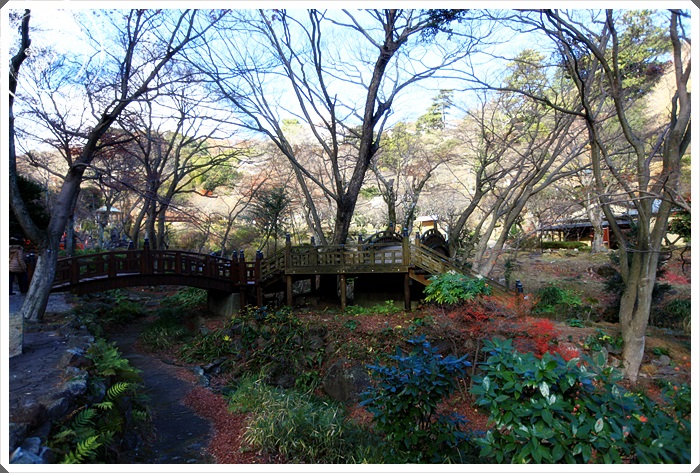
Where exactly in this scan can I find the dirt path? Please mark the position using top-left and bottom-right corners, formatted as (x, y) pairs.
(109, 322), (215, 464)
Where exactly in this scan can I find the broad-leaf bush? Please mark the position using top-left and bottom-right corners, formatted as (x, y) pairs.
(471, 339), (690, 463)
(424, 271), (492, 305)
(361, 336), (477, 463)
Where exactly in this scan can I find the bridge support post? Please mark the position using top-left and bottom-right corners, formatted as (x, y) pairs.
(286, 275), (293, 307)
(339, 273), (347, 311)
(255, 252), (262, 306)
(404, 273), (411, 311)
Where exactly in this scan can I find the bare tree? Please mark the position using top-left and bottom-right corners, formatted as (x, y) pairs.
(111, 83), (241, 249)
(190, 9), (489, 244)
(370, 121), (455, 233)
(444, 85), (586, 273)
(10, 9), (224, 322)
(510, 9), (691, 382)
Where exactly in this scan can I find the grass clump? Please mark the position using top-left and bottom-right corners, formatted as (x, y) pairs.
(227, 376), (374, 463)
(161, 287), (208, 310)
(139, 309), (192, 350)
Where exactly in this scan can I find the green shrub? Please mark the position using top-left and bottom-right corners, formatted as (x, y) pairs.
(345, 300), (402, 315)
(225, 306), (325, 385)
(540, 241), (588, 250)
(139, 312), (192, 350)
(161, 287), (207, 310)
(583, 329), (623, 352)
(179, 328), (237, 364)
(651, 298), (691, 330)
(361, 336), (477, 463)
(471, 338), (690, 463)
(423, 271), (492, 305)
(532, 284), (582, 318)
(227, 376), (373, 463)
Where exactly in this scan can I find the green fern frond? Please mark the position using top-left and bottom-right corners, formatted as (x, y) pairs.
(132, 409), (150, 422)
(93, 401), (114, 411)
(71, 408), (97, 430)
(60, 435), (101, 464)
(106, 381), (131, 401)
(51, 429), (76, 442)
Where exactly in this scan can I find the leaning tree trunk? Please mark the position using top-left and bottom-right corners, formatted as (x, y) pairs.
(19, 249), (58, 323)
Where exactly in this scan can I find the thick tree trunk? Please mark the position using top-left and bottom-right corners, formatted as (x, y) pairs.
(19, 250), (57, 323)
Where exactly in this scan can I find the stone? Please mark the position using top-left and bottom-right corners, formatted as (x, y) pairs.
(596, 264), (618, 278)
(658, 354), (671, 367)
(45, 396), (71, 420)
(10, 447), (45, 464)
(9, 423), (29, 452)
(322, 358), (371, 404)
(20, 437), (42, 455)
(39, 446), (56, 463)
(59, 347), (90, 369)
(10, 399), (47, 429)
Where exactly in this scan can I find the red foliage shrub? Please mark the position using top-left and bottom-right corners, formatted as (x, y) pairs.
(661, 271), (690, 285)
(482, 316), (559, 358)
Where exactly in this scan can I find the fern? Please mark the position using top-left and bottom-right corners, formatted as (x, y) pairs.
(87, 339), (139, 379)
(93, 401), (114, 411)
(70, 408), (97, 439)
(132, 409), (150, 422)
(60, 435), (101, 464)
(106, 382), (132, 401)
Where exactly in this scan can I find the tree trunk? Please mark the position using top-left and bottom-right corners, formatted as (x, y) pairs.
(585, 198), (606, 254)
(618, 255), (656, 383)
(19, 250), (57, 323)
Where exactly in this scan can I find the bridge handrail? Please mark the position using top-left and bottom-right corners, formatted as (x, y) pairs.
(411, 243), (512, 297)
(53, 250), (255, 288)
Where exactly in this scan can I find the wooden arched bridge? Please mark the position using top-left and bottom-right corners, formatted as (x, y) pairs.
(53, 230), (511, 310)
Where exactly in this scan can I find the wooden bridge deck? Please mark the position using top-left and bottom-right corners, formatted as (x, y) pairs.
(53, 235), (512, 309)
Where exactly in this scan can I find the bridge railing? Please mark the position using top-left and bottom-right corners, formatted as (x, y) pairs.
(53, 250), (259, 289)
(285, 241), (408, 275)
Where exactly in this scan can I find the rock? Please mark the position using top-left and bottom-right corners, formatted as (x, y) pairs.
(60, 373), (89, 398)
(268, 372), (296, 389)
(39, 446), (56, 463)
(266, 360), (297, 389)
(604, 343), (622, 356)
(10, 447), (45, 464)
(658, 354), (671, 367)
(45, 397), (71, 420)
(10, 399), (48, 429)
(322, 358), (371, 404)
(8, 423), (28, 452)
(59, 347), (89, 369)
(307, 335), (324, 352)
(596, 264), (618, 278)
(20, 437), (42, 455)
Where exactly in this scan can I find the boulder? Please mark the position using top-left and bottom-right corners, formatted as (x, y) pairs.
(322, 359), (371, 404)
(596, 264), (618, 278)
